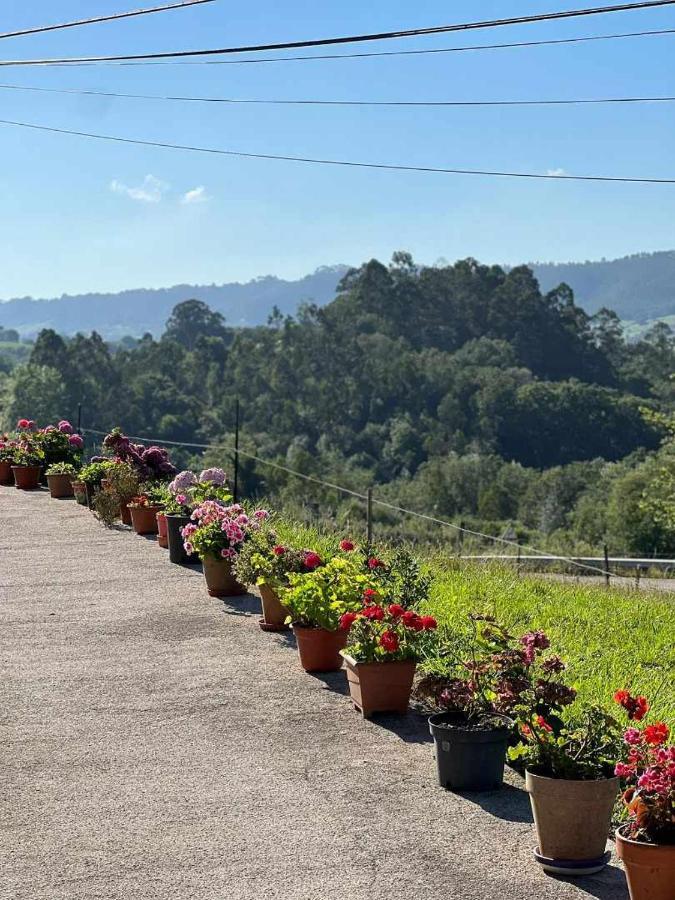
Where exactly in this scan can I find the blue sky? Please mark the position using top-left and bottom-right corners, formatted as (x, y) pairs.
(0, 0), (674, 299)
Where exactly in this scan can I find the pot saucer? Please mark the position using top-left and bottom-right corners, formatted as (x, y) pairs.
(534, 848), (611, 876)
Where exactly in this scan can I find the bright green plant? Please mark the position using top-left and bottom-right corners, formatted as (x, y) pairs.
(11, 444), (44, 466)
(45, 462), (77, 476)
(234, 525), (323, 589)
(104, 461), (141, 504)
(283, 555), (380, 631)
(79, 460), (114, 486)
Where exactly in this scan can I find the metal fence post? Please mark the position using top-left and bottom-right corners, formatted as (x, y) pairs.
(366, 487), (373, 549)
(77, 402), (82, 432)
(233, 398), (240, 503)
(604, 544), (611, 587)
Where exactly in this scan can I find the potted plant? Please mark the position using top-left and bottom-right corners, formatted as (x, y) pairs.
(79, 460), (114, 508)
(514, 706), (622, 876)
(127, 494), (162, 536)
(35, 421), (84, 472)
(11, 442), (45, 490)
(234, 525), (317, 632)
(151, 484), (172, 548)
(71, 478), (88, 505)
(339, 601), (437, 717)
(0, 437), (18, 484)
(613, 692), (674, 899)
(102, 461), (141, 526)
(45, 462), (77, 498)
(419, 616), (577, 793)
(182, 501), (264, 597)
(283, 555), (378, 673)
(164, 469), (232, 564)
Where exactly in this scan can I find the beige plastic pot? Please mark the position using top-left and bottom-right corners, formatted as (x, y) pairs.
(526, 770), (619, 875)
(46, 473), (75, 499)
(203, 556), (247, 598)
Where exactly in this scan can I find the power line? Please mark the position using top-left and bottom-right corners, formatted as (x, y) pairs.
(83, 427), (636, 581)
(1, 117), (674, 185)
(4, 81), (675, 109)
(0, 1), (215, 42)
(9, 25), (675, 67)
(1, 1), (674, 65)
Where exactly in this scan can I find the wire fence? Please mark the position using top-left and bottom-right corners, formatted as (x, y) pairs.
(83, 425), (644, 584)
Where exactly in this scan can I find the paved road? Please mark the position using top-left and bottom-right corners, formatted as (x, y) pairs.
(1, 486), (628, 900)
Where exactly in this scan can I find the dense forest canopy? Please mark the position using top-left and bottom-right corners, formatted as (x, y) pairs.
(2, 253), (675, 556)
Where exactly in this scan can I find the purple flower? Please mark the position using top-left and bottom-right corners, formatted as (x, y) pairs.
(170, 470), (197, 494)
(199, 468), (227, 486)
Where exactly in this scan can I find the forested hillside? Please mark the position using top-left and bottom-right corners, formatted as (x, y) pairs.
(3, 253), (675, 557)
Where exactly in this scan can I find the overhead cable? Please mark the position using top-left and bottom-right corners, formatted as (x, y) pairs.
(1, 117), (674, 185)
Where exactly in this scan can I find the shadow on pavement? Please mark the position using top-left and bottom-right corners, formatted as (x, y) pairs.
(369, 710), (434, 744)
(219, 593), (262, 617)
(456, 781), (533, 823)
(553, 864), (629, 900)
(310, 670), (349, 696)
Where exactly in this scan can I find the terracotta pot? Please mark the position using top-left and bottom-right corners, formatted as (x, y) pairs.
(84, 482), (99, 509)
(156, 512), (169, 549)
(526, 770), (619, 875)
(616, 824), (675, 900)
(46, 473), (75, 499)
(0, 460), (13, 484)
(72, 480), (88, 506)
(203, 555), (247, 598)
(120, 500), (132, 526)
(129, 505), (161, 536)
(259, 583), (290, 631)
(342, 654), (416, 717)
(292, 625), (348, 673)
(12, 465), (42, 490)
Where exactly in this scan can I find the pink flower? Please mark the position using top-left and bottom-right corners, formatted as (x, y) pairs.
(58, 420), (73, 434)
(614, 762), (633, 778)
(254, 509), (269, 520)
(624, 728), (642, 746)
(221, 548), (237, 560)
(68, 434), (84, 449)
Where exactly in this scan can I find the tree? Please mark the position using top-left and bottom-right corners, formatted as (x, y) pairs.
(5, 364), (68, 428)
(163, 299), (228, 350)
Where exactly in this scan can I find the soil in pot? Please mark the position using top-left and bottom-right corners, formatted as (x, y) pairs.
(616, 825), (675, 900)
(526, 770), (619, 875)
(259, 583), (290, 632)
(156, 512), (169, 549)
(129, 505), (161, 536)
(292, 625), (348, 673)
(0, 461), (13, 484)
(203, 555), (247, 598)
(46, 473), (75, 499)
(72, 480), (87, 505)
(166, 514), (196, 564)
(429, 712), (513, 792)
(342, 655), (416, 717)
(12, 465), (42, 490)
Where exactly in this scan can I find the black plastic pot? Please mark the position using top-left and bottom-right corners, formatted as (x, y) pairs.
(429, 712), (513, 792)
(84, 482), (100, 509)
(166, 514), (196, 564)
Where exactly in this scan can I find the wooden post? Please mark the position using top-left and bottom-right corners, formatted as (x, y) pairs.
(604, 544), (611, 587)
(77, 402), (82, 432)
(516, 542), (522, 577)
(366, 487), (373, 549)
(457, 521), (465, 558)
(233, 398), (240, 504)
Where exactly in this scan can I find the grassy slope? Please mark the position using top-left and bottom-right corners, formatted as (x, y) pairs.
(275, 520), (675, 724)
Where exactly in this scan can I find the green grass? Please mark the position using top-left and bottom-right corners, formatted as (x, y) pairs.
(274, 517), (675, 724)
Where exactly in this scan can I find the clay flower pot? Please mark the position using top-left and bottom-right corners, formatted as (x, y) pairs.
(258, 583), (290, 632)
(429, 712), (512, 792)
(616, 824), (675, 900)
(526, 770), (619, 876)
(156, 512), (169, 549)
(119, 500), (132, 526)
(12, 465), (42, 490)
(129, 505), (161, 536)
(342, 654), (416, 717)
(166, 514), (195, 564)
(84, 482), (99, 509)
(46, 473), (75, 499)
(292, 625), (348, 673)
(72, 480), (88, 506)
(203, 555), (247, 598)
(0, 461), (13, 484)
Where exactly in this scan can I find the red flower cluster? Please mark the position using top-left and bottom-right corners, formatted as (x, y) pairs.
(614, 690), (650, 721)
(644, 722), (670, 746)
(304, 552), (322, 570)
(367, 557), (385, 570)
(363, 588), (379, 604)
(379, 630), (399, 653)
(339, 540), (355, 552)
(273, 545), (286, 556)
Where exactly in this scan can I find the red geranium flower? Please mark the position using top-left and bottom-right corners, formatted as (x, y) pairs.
(362, 588), (379, 605)
(304, 552), (322, 569)
(420, 616), (438, 631)
(536, 715), (553, 733)
(363, 605), (385, 621)
(367, 557), (385, 570)
(379, 630), (399, 653)
(339, 540), (355, 552)
(273, 545), (286, 556)
(644, 722), (669, 746)
(339, 611), (358, 631)
(614, 690), (650, 721)
(388, 604), (405, 618)
(17, 418), (30, 429)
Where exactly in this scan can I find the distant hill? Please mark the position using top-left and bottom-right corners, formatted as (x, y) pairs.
(531, 251), (675, 323)
(0, 266), (350, 339)
(3, 251), (675, 338)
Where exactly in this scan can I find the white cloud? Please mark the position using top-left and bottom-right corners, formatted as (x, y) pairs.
(181, 186), (210, 205)
(546, 167), (567, 177)
(110, 174), (169, 203)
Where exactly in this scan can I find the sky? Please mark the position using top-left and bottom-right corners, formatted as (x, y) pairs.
(0, 0), (674, 299)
